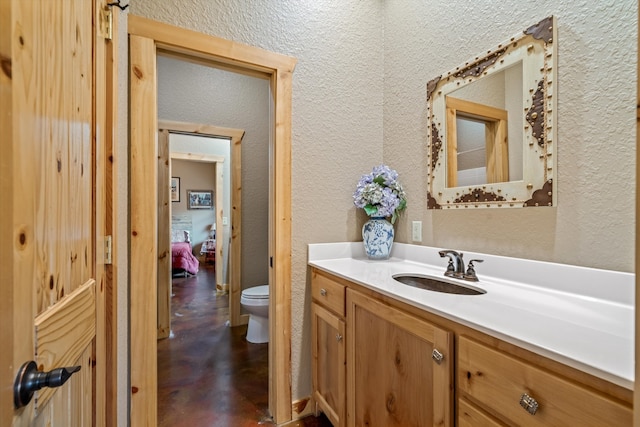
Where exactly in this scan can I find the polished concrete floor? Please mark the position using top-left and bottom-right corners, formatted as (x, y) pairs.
(158, 266), (332, 427)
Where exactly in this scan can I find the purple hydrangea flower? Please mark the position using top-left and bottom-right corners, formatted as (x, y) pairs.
(353, 164), (407, 224)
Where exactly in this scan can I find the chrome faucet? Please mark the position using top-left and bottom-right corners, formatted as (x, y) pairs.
(439, 250), (484, 281)
(439, 250), (465, 279)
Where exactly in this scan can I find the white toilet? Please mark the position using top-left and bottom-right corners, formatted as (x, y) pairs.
(240, 285), (269, 343)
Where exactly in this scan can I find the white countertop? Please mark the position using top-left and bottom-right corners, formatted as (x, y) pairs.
(308, 242), (635, 390)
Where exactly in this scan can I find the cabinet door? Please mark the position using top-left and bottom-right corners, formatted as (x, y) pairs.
(312, 303), (346, 427)
(347, 290), (453, 427)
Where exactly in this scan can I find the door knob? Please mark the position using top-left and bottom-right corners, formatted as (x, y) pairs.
(14, 361), (81, 409)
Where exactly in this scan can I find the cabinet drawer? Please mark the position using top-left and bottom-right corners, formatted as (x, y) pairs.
(312, 271), (346, 316)
(457, 336), (632, 426)
(458, 398), (505, 427)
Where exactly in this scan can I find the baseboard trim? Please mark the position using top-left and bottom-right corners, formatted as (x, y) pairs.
(277, 397), (315, 425)
(239, 313), (249, 325)
(291, 396), (315, 420)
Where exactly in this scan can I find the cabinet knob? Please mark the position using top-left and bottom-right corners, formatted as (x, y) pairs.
(336, 334), (343, 342)
(320, 288), (327, 296)
(519, 393), (539, 415)
(432, 349), (444, 364)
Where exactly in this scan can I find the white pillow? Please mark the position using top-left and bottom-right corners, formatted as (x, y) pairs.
(171, 229), (191, 243)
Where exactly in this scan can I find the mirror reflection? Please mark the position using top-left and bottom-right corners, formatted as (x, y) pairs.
(446, 62), (523, 187)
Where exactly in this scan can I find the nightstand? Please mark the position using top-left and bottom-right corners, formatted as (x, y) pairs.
(200, 239), (216, 266)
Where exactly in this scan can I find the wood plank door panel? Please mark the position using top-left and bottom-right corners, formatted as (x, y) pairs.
(2, 0), (105, 425)
(346, 289), (453, 427)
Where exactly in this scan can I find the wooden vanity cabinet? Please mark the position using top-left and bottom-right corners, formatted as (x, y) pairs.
(457, 336), (632, 426)
(310, 268), (632, 427)
(311, 270), (347, 427)
(346, 289), (453, 427)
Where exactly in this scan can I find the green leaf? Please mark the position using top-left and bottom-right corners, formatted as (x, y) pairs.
(364, 205), (378, 216)
(373, 175), (385, 185)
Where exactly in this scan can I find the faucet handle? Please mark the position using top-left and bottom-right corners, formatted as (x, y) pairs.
(444, 259), (456, 277)
(464, 259), (484, 282)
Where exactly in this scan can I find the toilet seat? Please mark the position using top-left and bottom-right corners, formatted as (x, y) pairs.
(241, 285), (269, 300)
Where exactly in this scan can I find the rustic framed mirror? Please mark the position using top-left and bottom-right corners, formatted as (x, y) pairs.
(427, 16), (557, 209)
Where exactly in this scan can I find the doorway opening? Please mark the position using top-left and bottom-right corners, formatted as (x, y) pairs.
(128, 15), (296, 425)
(157, 122), (247, 339)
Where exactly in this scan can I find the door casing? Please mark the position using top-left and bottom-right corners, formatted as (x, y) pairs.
(128, 15), (296, 425)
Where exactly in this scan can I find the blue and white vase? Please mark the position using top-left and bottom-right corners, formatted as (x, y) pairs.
(362, 217), (394, 260)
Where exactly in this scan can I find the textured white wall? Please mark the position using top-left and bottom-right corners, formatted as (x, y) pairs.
(384, 1), (637, 272)
(130, 0), (636, 405)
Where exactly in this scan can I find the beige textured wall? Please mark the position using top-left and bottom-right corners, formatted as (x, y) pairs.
(384, 1), (637, 272)
(171, 159), (216, 252)
(130, 0), (636, 404)
(157, 56), (271, 289)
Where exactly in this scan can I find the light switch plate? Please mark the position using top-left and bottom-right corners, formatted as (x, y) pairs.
(412, 221), (422, 242)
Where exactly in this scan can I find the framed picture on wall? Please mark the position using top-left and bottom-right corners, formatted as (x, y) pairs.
(171, 177), (180, 202)
(187, 190), (213, 210)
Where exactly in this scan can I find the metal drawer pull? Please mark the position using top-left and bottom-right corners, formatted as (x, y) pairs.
(336, 334), (343, 342)
(320, 288), (327, 296)
(432, 349), (444, 364)
(520, 393), (539, 415)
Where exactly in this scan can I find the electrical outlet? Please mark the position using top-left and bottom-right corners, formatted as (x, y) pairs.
(222, 216), (228, 225)
(412, 221), (422, 242)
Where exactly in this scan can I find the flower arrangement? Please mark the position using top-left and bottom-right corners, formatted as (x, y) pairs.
(353, 164), (407, 224)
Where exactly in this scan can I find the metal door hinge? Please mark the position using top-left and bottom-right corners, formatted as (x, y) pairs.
(105, 235), (113, 264)
(99, 7), (113, 40)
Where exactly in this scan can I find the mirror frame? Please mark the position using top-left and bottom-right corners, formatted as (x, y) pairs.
(427, 16), (557, 209)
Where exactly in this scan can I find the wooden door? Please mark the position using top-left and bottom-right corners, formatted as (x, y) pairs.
(346, 289), (453, 427)
(1, 0), (107, 425)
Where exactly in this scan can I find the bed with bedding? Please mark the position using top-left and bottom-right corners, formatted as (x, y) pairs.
(171, 229), (199, 276)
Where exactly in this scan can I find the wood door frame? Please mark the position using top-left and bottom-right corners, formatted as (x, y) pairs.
(129, 15), (296, 425)
(103, 7), (120, 426)
(157, 121), (247, 340)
